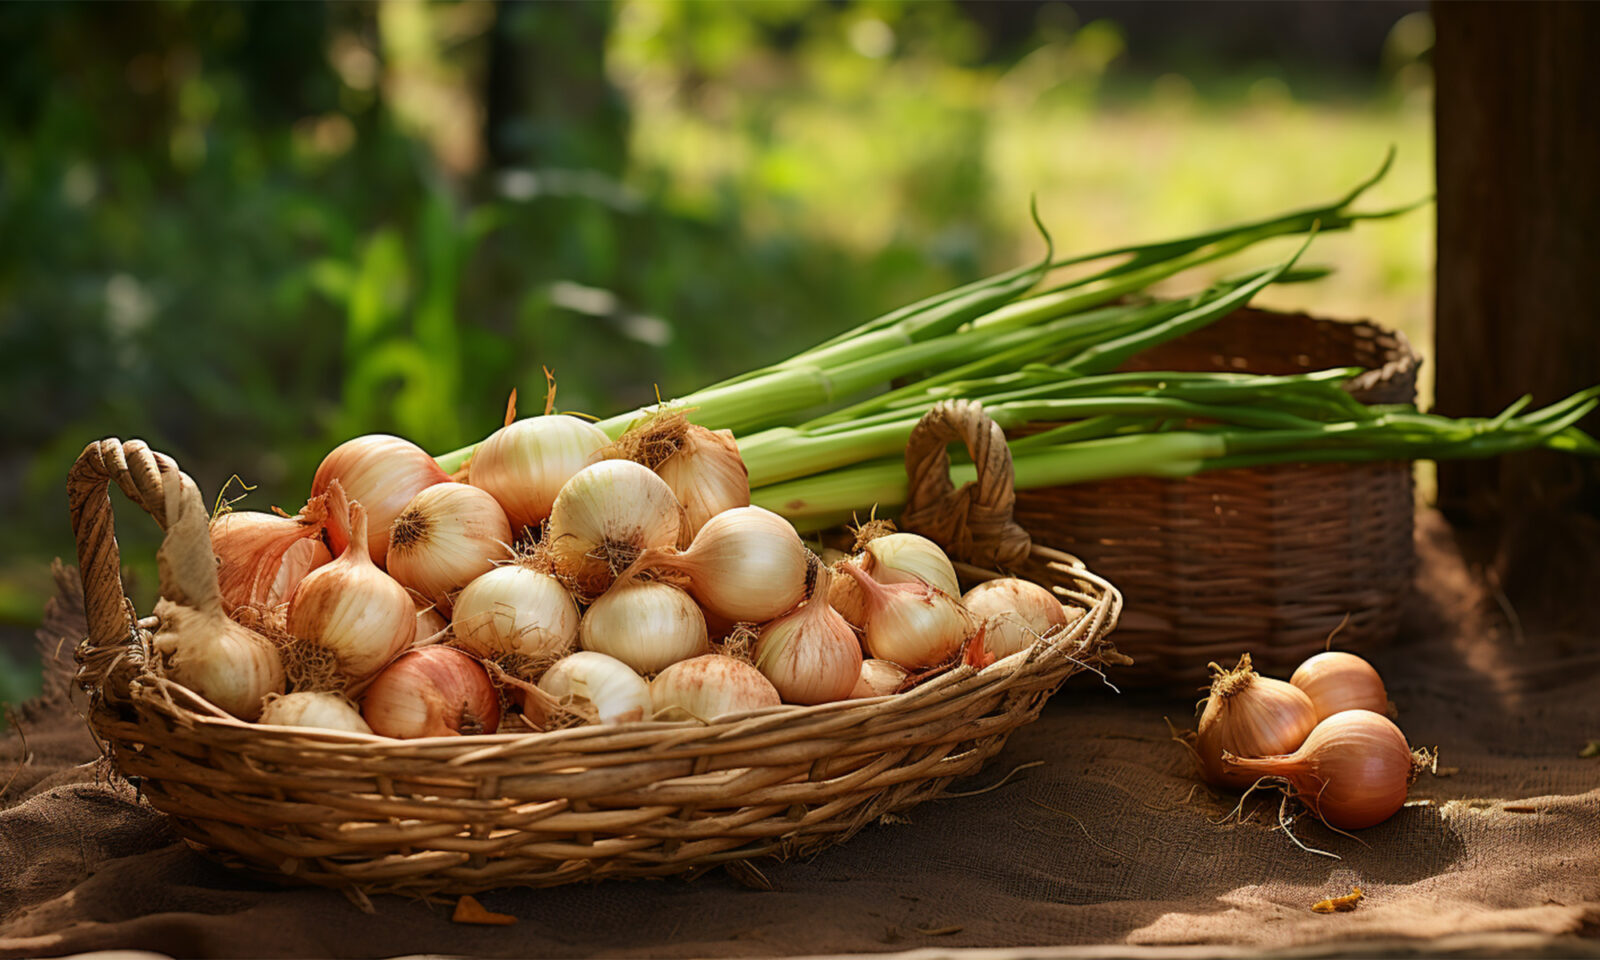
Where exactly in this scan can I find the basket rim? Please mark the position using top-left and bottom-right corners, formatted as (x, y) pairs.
(92, 555), (1123, 761)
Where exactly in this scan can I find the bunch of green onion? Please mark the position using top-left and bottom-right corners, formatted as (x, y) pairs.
(437, 152), (1599, 533)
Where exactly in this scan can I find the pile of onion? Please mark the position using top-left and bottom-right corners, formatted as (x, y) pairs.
(1189, 649), (1420, 831)
(196, 426), (1084, 739)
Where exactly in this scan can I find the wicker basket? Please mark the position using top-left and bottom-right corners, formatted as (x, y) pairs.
(1013, 307), (1419, 690)
(67, 414), (1122, 900)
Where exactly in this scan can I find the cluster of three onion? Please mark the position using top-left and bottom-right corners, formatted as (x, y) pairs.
(1194, 650), (1413, 829)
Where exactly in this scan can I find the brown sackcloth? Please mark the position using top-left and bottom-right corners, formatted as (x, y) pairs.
(1, 512), (1596, 960)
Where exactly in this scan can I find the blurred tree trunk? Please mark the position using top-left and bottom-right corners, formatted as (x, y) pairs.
(1434, 1), (1600, 612)
(485, 1), (628, 175)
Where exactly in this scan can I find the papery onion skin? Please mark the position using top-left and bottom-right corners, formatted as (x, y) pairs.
(580, 580), (708, 675)
(286, 503), (415, 682)
(259, 691), (373, 734)
(387, 483), (513, 614)
(1223, 709), (1413, 830)
(637, 506), (809, 623)
(651, 654), (781, 722)
(547, 459), (683, 597)
(838, 562), (972, 670)
(655, 426), (750, 538)
(468, 415), (610, 534)
(537, 651), (651, 725)
(962, 578), (1070, 660)
(850, 658), (910, 698)
(313, 434), (449, 564)
(452, 564), (579, 660)
(413, 602), (449, 646)
(360, 646), (501, 738)
(754, 565), (862, 705)
(1195, 653), (1319, 790)
(1291, 652), (1390, 721)
(211, 501), (333, 612)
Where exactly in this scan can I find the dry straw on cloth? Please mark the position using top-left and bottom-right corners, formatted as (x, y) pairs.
(3, 512), (1598, 958)
(1016, 307), (1420, 690)
(57, 420), (1121, 899)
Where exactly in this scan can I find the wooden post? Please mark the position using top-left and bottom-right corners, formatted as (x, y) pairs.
(1433, 1), (1600, 604)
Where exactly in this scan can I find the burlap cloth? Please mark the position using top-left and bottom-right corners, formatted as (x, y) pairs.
(1, 512), (1596, 960)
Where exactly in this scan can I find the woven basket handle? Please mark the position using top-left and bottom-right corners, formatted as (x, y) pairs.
(900, 399), (1032, 570)
(66, 438), (204, 691)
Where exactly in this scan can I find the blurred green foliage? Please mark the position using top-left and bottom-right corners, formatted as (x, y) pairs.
(0, 1), (1433, 711)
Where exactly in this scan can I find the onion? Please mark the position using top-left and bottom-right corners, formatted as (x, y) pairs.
(312, 434), (449, 565)
(535, 651), (651, 725)
(387, 483), (513, 614)
(1194, 654), (1319, 790)
(961, 578), (1072, 659)
(1291, 652), (1390, 721)
(654, 425), (750, 538)
(651, 654), (781, 722)
(468, 415), (610, 535)
(632, 506), (809, 623)
(1223, 710), (1414, 829)
(286, 502), (415, 682)
(580, 580), (708, 675)
(210, 495), (334, 612)
(851, 659), (910, 698)
(360, 646), (501, 738)
(753, 564), (861, 704)
(258, 692), (373, 734)
(547, 459), (682, 597)
(148, 465), (285, 720)
(836, 561), (972, 670)
(452, 564), (579, 661)
(830, 533), (959, 629)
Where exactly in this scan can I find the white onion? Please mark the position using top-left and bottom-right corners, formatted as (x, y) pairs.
(962, 578), (1071, 659)
(634, 506), (809, 623)
(387, 483), (513, 614)
(580, 580), (708, 675)
(452, 564), (579, 661)
(468, 415), (610, 534)
(651, 654), (781, 722)
(655, 425), (750, 538)
(258, 692), (373, 734)
(547, 459), (682, 596)
(536, 651), (651, 725)
(286, 503), (416, 682)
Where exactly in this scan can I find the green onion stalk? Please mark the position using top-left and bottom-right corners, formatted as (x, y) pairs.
(433, 154), (1409, 474)
(750, 390), (1600, 533)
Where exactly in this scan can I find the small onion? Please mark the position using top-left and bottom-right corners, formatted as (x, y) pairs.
(850, 659), (910, 698)
(1291, 651), (1390, 721)
(259, 692), (373, 734)
(313, 434), (449, 565)
(655, 425), (750, 538)
(536, 651), (651, 725)
(360, 646), (501, 738)
(1194, 654), (1319, 790)
(210, 498), (333, 612)
(387, 483), (513, 614)
(837, 562), (972, 670)
(452, 564), (579, 661)
(754, 565), (862, 705)
(830, 533), (959, 629)
(468, 415), (610, 534)
(286, 503), (415, 682)
(651, 654), (781, 722)
(961, 578), (1071, 660)
(547, 460), (682, 597)
(580, 580), (708, 675)
(633, 506), (809, 623)
(1223, 709), (1414, 830)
